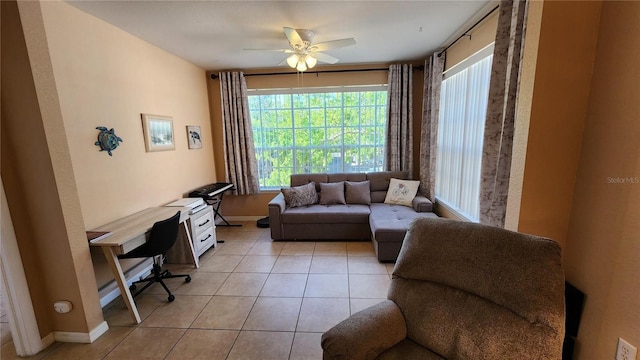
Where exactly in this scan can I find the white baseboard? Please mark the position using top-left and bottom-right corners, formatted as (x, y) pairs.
(41, 332), (55, 349)
(53, 321), (108, 343)
(222, 216), (263, 222)
(89, 321), (109, 342)
(99, 263), (153, 308)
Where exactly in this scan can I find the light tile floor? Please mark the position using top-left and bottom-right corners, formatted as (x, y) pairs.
(1, 221), (394, 360)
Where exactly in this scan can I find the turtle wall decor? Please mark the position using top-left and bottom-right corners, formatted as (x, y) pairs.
(95, 126), (123, 156)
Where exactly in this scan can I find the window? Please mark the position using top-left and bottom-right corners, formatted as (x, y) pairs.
(249, 86), (388, 190)
(436, 46), (493, 222)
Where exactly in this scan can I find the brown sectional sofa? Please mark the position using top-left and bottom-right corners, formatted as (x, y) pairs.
(268, 171), (438, 261)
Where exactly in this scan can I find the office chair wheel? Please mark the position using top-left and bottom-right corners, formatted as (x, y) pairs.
(185, 276), (191, 283)
(168, 294), (175, 302)
(129, 284), (137, 292)
(165, 271), (172, 276)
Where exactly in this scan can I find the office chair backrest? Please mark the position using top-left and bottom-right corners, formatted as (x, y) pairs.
(390, 217), (565, 359)
(141, 211), (181, 257)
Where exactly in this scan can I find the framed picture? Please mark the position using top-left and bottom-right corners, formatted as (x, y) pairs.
(187, 125), (202, 149)
(141, 114), (175, 152)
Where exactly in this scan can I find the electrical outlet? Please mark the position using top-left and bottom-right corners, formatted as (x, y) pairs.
(53, 301), (73, 314)
(617, 338), (638, 360)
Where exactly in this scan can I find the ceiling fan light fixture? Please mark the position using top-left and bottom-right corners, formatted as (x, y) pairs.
(286, 54), (299, 68)
(305, 55), (317, 69)
(296, 60), (308, 72)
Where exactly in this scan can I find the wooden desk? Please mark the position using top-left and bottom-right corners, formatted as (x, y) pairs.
(90, 207), (198, 324)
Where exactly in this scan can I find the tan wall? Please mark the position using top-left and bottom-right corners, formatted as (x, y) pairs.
(444, 9), (499, 71)
(208, 63), (423, 217)
(515, 1), (602, 250)
(1, 0), (102, 336)
(40, 1), (216, 229)
(564, 1), (640, 358)
(1, 0), (215, 337)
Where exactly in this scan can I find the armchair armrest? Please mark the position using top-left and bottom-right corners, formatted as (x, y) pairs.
(268, 193), (286, 239)
(321, 300), (407, 360)
(412, 194), (433, 213)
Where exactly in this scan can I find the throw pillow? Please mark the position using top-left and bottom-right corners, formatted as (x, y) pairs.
(319, 182), (346, 205)
(281, 182), (318, 208)
(384, 178), (420, 207)
(345, 181), (371, 205)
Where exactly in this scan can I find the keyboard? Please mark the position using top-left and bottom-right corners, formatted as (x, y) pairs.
(188, 182), (234, 198)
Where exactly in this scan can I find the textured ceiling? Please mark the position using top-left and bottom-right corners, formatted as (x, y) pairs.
(67, 1), (492, 71)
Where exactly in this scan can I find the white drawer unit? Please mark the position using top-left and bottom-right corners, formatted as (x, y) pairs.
(189, 205), (216, 256)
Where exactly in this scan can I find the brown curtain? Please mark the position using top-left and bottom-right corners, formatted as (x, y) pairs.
(419, 52), (445, 201)
(385, 64), (413, 177)
(219, 71), (259, 195)
(479, 0), (528, 226)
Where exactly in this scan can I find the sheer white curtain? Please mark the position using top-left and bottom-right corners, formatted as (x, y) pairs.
(219, 71), (259, 195)
(385, 64), (413, 176)
(436, 54), (493, 221)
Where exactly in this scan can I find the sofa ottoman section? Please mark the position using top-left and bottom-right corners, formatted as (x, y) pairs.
(369, 203), (439, 262)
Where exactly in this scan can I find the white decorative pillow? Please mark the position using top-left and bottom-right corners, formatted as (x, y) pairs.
(384, 178), (420, 207)
(281, 182), (318, 208)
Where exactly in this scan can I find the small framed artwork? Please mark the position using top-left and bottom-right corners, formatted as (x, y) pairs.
(141, 114), (175, 152)
(187, 125), (202, 149)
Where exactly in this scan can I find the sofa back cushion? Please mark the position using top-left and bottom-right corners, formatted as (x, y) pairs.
(291, 174), (328, 192)
(366, 171), (408, 203)
(327, 173), (367, 183)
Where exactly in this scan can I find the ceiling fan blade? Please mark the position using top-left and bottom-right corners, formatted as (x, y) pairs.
(312, 52), (339, 64)
(310, 38), (357, 52)
(278, 57), (289, 66)
(283, 27), (304, 47)
(243, 48), (293, 52)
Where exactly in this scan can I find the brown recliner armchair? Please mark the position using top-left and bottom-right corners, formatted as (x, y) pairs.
(322, 218), (565, 359)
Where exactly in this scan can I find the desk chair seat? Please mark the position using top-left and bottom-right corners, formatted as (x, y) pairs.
(118, 211), (191, 302)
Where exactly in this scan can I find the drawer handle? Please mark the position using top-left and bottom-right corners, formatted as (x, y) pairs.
(200, 234), (212, 242)
(198, 219), (210, 227)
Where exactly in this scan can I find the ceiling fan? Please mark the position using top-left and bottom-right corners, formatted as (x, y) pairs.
(246, 27), (357, 72)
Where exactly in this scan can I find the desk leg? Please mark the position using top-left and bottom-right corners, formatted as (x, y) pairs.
(182, 222), (199, 268)
(101, 247), (141, 324)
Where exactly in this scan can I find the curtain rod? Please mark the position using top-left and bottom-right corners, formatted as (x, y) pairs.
(437, 4), (500, 58)
(210, 65), (423, 80)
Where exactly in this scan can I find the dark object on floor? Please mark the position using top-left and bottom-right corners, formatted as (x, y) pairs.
(563, 281), (585, 360)
(118, 211), (191, 302)
(322, 217), (565, 360)
(257, 216), (270, 228)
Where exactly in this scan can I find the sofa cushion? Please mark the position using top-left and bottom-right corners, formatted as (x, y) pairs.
(291, 174), (328, 192)
(345, 181), (371, 205)
(320, 182), (346, 205)
(282, 182), (318, 208)
(327, 173), (367, 183)
(282, 204), (370, 224)
(384, 178), (420, 207)
(369, 203), (439, 243)
(366, 171), (408, 203)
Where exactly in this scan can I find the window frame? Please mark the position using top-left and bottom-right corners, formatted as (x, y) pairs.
(435, 44), (494, 222)
(248, 85), (388, 190)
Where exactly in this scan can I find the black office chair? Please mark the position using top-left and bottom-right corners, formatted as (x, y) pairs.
(119, 211), (191, 302)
